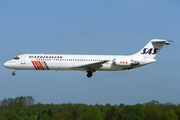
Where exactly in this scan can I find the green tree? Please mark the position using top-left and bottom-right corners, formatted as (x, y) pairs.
(7, 113), (21, 120)
(82, 107), (103, 120)
(122, 114), (131, 120)
(105, 106), (117, 120)
(27, 96), (35, 106)
(52, 112), (72, 120)
(116, 104), (125, 119)
(1, 98), (8, 106)
(57, 106), (66, 113)
(76, 104), (88, 120)
(14, 107), (28, 117)
(121, 105), (136, 120)
(175, 108), (180, 120)
(27, 110), (33, 117)
(18, 110), (26, 117)
(26, 115), (36, 120)
(61, 103), (80, 120)
(120, 104), (145, 120)
(47, 109), (52, 118)
(32, 108), (38, 116)
(135, 104), (145, 119)
(144, 108), (161, 120)
(151, 100), (159, 105)
(161, 109), (178, 120)
(37, 114), (40, 120)
(0, 115), (6, 120)
(52, 113), (64, 120)
(102, 107), (110, 119)
(40, 113), (50, 120)
(7, 98), (13, 109)
(105, 103), (111, 108)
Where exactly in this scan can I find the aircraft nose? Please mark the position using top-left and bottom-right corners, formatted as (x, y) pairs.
(4, 61), (10, 68)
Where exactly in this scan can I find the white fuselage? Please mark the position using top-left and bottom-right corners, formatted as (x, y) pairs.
(4, 54), (155, 71)
(4, 39), (170, 77)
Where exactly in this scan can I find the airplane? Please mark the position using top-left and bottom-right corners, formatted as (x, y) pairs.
(4, 39), (172, 78)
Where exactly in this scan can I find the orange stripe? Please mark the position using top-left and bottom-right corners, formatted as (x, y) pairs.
(40, 61), (47, 70)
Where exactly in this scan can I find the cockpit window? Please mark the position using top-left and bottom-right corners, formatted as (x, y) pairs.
(13, 56), (20, 60)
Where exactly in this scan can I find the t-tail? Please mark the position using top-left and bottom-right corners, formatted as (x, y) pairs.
(133, 39), (172, 59)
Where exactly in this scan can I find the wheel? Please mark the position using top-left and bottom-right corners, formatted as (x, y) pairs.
(12, 72), (15, 76)
(87, 71), (92, 78)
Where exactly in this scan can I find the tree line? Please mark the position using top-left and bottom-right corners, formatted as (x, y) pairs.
(0, 96), (180, 120)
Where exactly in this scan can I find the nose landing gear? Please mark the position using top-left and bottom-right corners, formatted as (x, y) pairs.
(12, 70), (15, 76)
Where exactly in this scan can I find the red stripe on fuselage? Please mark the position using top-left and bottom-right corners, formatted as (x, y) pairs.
(38, 61), (44, 70)
(34, 61), (40, 70)
(31, 61), (38, 70)
(36, 61), (42, 70)
(33, 61), (39, 70)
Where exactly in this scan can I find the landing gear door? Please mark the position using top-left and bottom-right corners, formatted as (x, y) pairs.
(21, 55), (26, 64)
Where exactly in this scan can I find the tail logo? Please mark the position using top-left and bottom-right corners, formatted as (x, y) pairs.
(141, 48), (158, 55)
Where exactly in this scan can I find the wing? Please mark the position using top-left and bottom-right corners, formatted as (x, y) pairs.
(71, 60), (109, 71)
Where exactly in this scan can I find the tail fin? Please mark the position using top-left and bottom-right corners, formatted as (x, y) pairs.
(133, 39), (171, 59)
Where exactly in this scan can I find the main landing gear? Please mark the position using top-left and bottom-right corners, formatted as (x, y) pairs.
(12, 70), (15, 76)
(87, 71), (92, 78)
(87, 71), (93, 78)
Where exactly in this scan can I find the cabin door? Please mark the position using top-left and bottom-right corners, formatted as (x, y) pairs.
(21, 55), (26, 64)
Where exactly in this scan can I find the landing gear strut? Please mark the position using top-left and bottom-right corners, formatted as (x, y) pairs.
(87, 71), (92, 78)
(12, 70), (15, 76)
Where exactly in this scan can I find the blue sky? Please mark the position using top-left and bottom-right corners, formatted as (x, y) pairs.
(0, 0), (179, 105)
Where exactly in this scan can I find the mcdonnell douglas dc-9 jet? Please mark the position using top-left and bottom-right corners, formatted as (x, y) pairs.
(4, 39), (172, 78)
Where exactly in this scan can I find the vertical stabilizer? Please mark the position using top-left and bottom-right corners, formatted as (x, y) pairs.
(133, 39), (170, 59)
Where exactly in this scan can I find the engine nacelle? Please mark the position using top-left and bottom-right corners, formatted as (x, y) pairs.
(113, 59), (139, 66)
